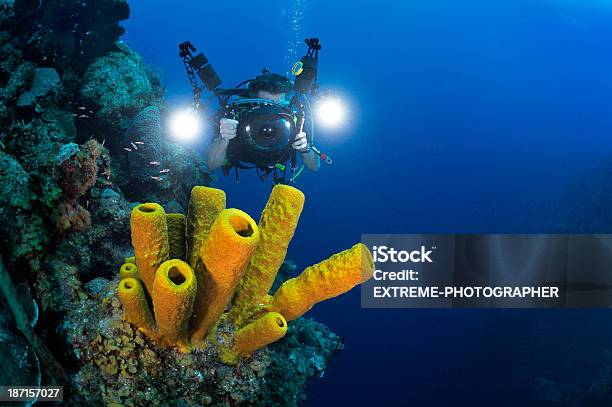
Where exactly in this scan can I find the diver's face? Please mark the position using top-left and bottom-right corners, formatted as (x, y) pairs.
(257, 90), (286, 102)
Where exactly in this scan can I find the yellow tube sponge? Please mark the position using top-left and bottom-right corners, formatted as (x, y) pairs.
(221, 311), (288, 364)
(166, 213), (186, 260)
(119, 262), (138, 280)
(152, 259), (197, 350)
(118, 277), (155, 334)
(230, 184), (304, 326)
(117, 184), (373, 363)
(190, 208), (259, 342)
(269, 243), (374, 321)
(235, 312), (287, 355)
(131, 203), (169, 294)
(186, 186), (226, 268)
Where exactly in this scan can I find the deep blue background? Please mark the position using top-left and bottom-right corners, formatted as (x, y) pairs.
(124, 1), (612, 405)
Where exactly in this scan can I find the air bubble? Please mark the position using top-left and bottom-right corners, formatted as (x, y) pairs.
(283, 0), (307, 76)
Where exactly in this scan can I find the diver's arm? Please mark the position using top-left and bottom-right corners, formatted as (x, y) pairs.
(292, 131), (320, 172)
(301, 149), (320, 172)
(207, 118), (238, 171)
(207, 138), (230, 171)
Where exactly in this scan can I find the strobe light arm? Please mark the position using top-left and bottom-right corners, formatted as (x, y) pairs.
(179, 41), (203, 108)
(179, 41), (223, 108)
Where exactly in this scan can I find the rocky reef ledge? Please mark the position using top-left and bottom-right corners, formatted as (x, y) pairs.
(0, 0), (348, 405)
(63, 274), (342, 406)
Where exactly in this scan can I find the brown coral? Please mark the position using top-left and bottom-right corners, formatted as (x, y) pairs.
(55, 139), (110, 233)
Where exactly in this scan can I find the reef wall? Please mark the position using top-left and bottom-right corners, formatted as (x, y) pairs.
(0, 1), (360, 405)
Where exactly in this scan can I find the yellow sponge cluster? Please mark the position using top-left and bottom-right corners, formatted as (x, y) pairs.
(117, 185), (374, 361)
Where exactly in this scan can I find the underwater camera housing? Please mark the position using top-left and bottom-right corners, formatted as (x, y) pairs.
(179, 37), (328, 182)
(226, 99), (298, 167)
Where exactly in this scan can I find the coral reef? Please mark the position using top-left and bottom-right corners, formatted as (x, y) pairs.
(63, 276), (344, 406)
(1, 253), (69, 386)
(0, 149), (44, 266)
(1, 0), (209, 384)
(13, 0), (130, 72)
(0, 301), (41, 392)
(0, 0), (210, 273)
(163, 143), (214, 200)
(0, 270), (41, 386)
(125, 106), (164, 187)
(16, 67), (60, 107)
(116, 184), (373, 363)
(80, 50), (162, 139)
(114, 105), (213, 204)
(0, 0), (361, 404)
(55, 139), (109, 233)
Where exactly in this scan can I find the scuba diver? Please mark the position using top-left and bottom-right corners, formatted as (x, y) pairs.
(178, 38), (332, 184)
(207, 71), (320, 173)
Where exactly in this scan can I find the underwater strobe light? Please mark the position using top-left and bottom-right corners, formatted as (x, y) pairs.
(315, 96), (347, 129)
(169, 108), (203, 142)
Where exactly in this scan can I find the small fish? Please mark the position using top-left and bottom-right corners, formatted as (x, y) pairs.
(149, 161), (160, 166)
(78, 114), (89, 118)
(134, 141), (145, 145)
(159, 169), (170, 174)
(130, 142), (138, 150)
(78, 106), (87, 110)
(101, 139), (105, 146)
(102, 168), (111, 180)
(123, 148), (132, 152)
(150, 176), (163, 181)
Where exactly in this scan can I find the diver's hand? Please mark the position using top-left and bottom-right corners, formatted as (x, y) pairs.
(292, 131), (309, 152)
(220, 118), (238, 141)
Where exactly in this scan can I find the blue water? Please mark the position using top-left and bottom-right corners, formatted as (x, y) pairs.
(124, 1), (612, 404)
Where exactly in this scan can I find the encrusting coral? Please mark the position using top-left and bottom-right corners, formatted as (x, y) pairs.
(117, 184), (374, 363)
